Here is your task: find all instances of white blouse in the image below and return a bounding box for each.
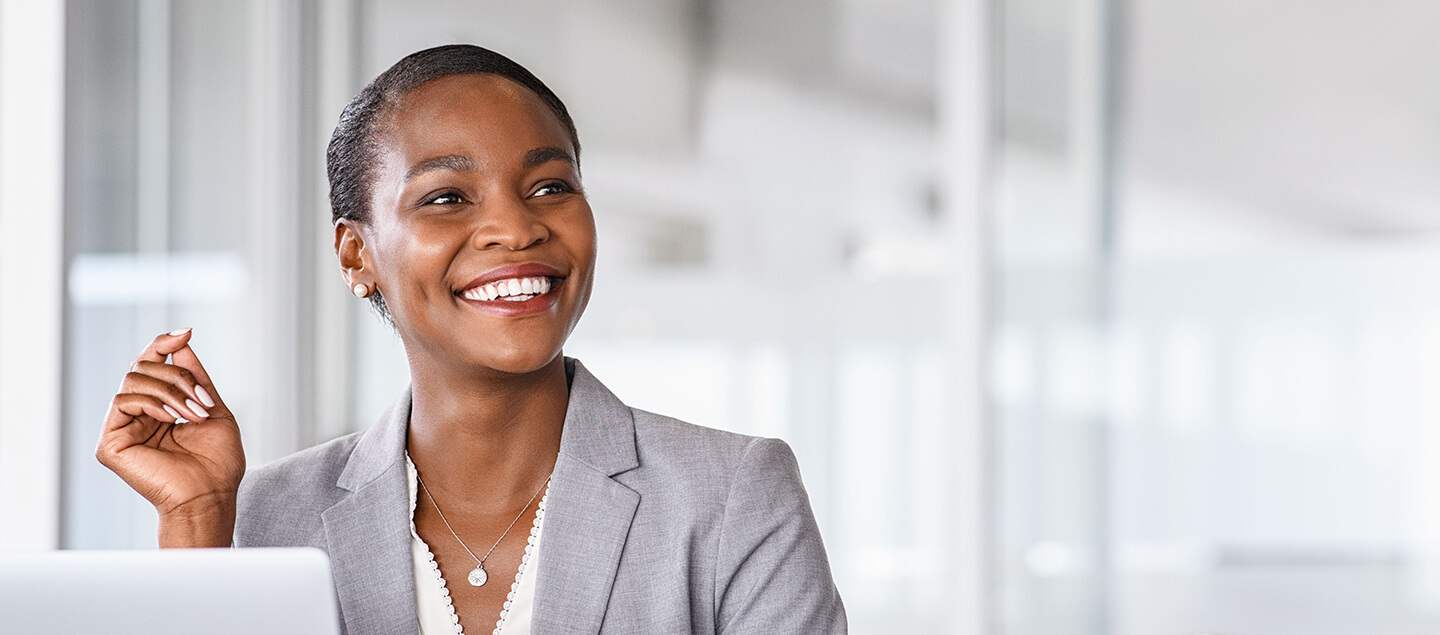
[406,456,547,635]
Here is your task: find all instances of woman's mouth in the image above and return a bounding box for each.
[455,263,566,317]
[459,275,554,302]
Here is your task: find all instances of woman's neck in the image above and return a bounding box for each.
[404,354,567,511]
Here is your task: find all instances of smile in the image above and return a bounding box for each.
[459,276,554,302]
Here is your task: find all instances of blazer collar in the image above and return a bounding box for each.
[534,358,642,633]
[323,357,641,635]
[323,388,417,635]
[335,386,411,493]
[556,358,639,477]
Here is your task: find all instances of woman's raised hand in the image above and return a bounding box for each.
[96,329,245,547]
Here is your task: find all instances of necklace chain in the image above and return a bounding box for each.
[415,467,550,578]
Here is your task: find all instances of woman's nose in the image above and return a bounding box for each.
[469,193,549,251]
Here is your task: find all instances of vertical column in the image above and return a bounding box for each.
[247,0,356,456]
[133,0,171,373]
[0,0,66,550]
[311,0,360,441]
[241,0,359,458]
[938,0,994,632]
[135,0,170,255]
[247,0,303,463]
[1070,0,1121,631]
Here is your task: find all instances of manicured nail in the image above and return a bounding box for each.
[169,328,192,336]
[195,385,216,408]
[185,399,209,419]
[162,405,182,422]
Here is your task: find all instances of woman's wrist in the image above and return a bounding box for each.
[156,492,237,548]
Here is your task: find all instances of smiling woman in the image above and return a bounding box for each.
[95,45,845,635]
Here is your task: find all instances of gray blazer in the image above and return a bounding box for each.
[235,358,846,634]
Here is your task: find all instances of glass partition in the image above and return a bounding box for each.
[994,0,1440,632]
[64,0,259,548]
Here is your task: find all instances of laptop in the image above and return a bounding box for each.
[0,547,342,635]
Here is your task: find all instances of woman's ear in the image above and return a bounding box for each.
[335,220,371,290]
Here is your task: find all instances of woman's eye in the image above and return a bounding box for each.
[532,181,575,197]
[424,191,464,205]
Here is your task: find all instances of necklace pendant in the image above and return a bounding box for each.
[467,563,488,587]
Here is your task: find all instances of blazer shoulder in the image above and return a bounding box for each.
[623,409,844,631]
[626,408,806,509]
[627,407,763,478]
[234,430,363,546]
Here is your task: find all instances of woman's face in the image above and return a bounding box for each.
[346,73,595,376]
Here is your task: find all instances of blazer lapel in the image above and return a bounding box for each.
[323,389,419,635]
[314,362,639,635]
[532,359,642,634]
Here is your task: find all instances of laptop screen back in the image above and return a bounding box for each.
[0,547,342,635]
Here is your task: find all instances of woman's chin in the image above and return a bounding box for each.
[469,346,565,378]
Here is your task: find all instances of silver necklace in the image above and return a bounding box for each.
[415,468,550,587]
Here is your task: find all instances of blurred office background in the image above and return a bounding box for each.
[1,0,1438,633]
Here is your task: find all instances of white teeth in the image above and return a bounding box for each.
[462,276,554,301]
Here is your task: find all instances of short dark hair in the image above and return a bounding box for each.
[326,44,581,320]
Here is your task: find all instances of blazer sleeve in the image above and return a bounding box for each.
[713,437,847,634]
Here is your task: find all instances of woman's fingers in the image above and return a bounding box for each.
[131,360,213,410]
[96,394,186,504]
[118,370,210,421]
[102,391,182,436]
[126,329,225,413]
[109,391,183,423]
[132,328,195,367]
[166,337,225,413]
[98,394,175,455]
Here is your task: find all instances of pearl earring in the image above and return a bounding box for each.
[352,283,370,298]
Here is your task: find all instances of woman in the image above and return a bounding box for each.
[96,45,845,634]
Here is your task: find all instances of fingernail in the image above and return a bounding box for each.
[195,385,216,408]
[169,328,192,336]
[185,399,209,419]
[162,405,182,422]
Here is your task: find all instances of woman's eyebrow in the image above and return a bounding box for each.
[522,146,575,168]
[404,154,478,182]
